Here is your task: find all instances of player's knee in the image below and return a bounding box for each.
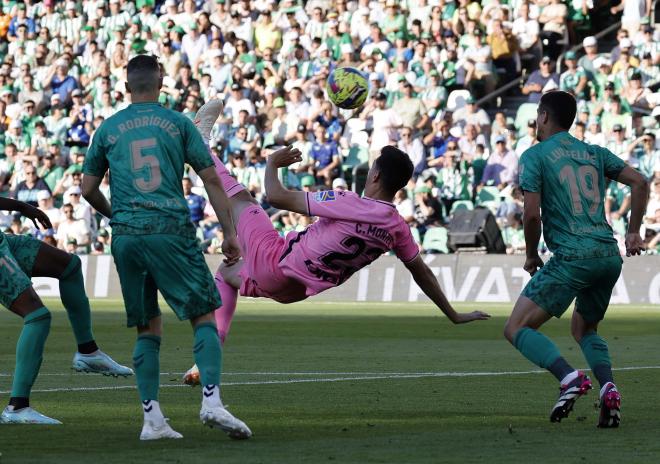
[503,319,517,344]
[62,254,82,279]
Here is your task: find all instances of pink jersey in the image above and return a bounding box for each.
[279,190,419,296]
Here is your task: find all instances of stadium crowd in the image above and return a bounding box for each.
[0,0,658,256]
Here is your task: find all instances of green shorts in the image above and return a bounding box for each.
[522,255,623,323]
[112,234,221,327]
[0,233,42,309]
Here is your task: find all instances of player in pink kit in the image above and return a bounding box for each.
[185,100,489,384]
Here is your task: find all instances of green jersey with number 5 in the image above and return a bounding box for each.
[83,102,213,236]
[518,131,626,259]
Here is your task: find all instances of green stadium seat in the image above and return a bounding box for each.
[450,200,474,215]
[422,227,449,254]
[514,103,538,136]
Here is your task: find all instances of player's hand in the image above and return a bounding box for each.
[21,204,53,230]
[625,233,645,257]
[221,235,241,265]
[523,254,544,276]
[267,145,303,168]
[451,311,491,324]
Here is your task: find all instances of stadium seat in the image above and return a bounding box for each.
[422,227,449,254]
[476,186,501,204]
[446,89,472,112]
[514,103,539,135]
[450,200,474,214]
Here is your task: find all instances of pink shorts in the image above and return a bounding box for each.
[237,205,307,303]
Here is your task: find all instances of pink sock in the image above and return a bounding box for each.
[210,149,246,198]
[213,271,238,345]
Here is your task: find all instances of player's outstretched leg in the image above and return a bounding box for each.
[504,296,592,423]
[30,243,133,377]
[133,317,182,440]
[192,314,251,439]
[183,265,241,386]
[571,311,620,428]
[0,288,59,425]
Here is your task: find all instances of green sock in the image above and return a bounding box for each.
[193,323,221,386]
[133,335,161,402]
[11,307,51,398]
[579,332,613,387]
[513,327,562,369]
[60,255,95,347]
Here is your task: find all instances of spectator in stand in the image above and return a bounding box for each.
[392,81,428,131]
[362,91,403,164]
[512,2,541,70]
[310,124,340,187]
[610,0,651,35]
[515,119,538,157]
[522,56,560,103]
[452,96,491,134]
[560,51,589,101]
[578,35,599,77]
[36,190,61,232]
[57,202,91,252]
[487,19,518,81]
[480,134,518,188]
[394,188,415,225]
[183,176,206,228]
[12,164,51,207]
[397,126,425,173]
[538,0,567,60]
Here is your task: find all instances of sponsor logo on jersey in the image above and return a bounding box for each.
[314,190,336,202]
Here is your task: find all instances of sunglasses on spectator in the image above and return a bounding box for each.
[401,132,411,137]
[447,144,458,150]
[25,171,36,176]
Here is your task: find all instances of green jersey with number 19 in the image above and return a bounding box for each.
[518,131,626,259]
[83,102,213,237]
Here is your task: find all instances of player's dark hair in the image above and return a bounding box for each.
[127,54,160,94]
[539,90,576,130]
[374,146,413,196]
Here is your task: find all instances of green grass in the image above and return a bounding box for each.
[1,300,659,464]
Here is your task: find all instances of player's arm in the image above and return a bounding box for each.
[615,165,649,256]
[196,166,240,265]
[404,255,490,324]
[0,197,52,230]
[265,145,309,215]
[81,174,112,219]
[522,190,544,275]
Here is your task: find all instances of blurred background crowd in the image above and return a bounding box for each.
[0,0,658,256]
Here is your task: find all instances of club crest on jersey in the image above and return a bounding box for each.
[314,190,336,202]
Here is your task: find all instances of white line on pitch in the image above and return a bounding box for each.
[2,365,660,378]
[1,365,659,395]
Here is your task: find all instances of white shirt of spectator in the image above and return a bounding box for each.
[370,107,403,151]
[397,137,425,168]
[224,96,256,123]
[512,17,539,50]
[56,218,91,248]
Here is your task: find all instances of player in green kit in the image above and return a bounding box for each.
[0,197,132,425]
[503,91,648,428]
[82,55,250,440]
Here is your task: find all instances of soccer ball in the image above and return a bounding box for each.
[326,67,369,110]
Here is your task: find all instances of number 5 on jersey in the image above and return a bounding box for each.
[131,138,161,193]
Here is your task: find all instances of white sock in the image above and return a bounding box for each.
[600,382,616,398]
[202,384,222,410]
[560,370,579,385]
[142,400,165,424]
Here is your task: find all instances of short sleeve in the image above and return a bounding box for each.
[83,126,109,177]
[600,146,626,180]
[393,224,420,263]
[183,117,215,173]
[518,148,542,193]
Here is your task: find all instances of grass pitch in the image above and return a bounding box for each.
[1,300,659,464]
